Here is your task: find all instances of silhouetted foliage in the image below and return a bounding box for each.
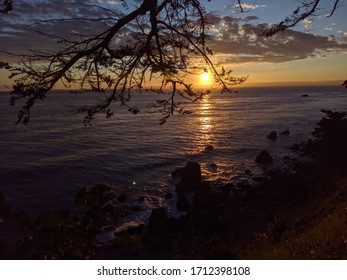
[306,110,347,167]
[2,0,343,124]
[262,0,342,36]
[4,0,247,125]
[9,184,124,259]
[0,0,12,14]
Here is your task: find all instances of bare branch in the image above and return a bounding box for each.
[262,0,320,36]
[3,0,246,124]
[326,0,341,17]
[0,0,12,14]
[262,0,344,36]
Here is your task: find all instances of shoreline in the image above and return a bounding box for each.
[1,109,347,259]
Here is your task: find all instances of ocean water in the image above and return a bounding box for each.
[0,85,346,219]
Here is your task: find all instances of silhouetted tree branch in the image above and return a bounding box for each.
[0,0,12,14]
[262,0,346,88]
[2,0,344,125]
[262,0,342,36]
[4,0,247,125]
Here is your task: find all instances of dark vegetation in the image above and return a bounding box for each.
[0,0,12,14]
[1,110,346,259]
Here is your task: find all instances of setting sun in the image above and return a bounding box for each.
[200,72,210,84]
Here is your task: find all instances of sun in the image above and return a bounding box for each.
[200,72,210,83]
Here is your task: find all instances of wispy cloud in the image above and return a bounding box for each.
[239,3,267,10]
[231,2,267,14]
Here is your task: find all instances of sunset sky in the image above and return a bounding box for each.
[0,0,346,90]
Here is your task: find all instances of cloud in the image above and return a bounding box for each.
[303,18,314,30]
[231,3,267,14]
[0,0,124,59]
[207,16,347,65]
[239,3,267,10]
[0,1,346,67]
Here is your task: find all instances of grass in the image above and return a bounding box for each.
[234,179,347,259]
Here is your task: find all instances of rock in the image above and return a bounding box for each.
[126,224,145,236]
[255,150,273,163]
[176,161,202,193]
[283,156,291,160]
[96,226,117,243]
[117,193,127,203]
[171,167,185,178]
[142,208,172,250]
[236,179,251,188]
[220,183,234,193]
[252,176,266,182]
[148,208,166,223]
[302,94,309,97]
[164,192,173,199]
[291,143,301,151]
[245,169,252,174]
[267,130,278,140]
[176,193,191,211]
[279,130,290,135]
[210,163,218,168]
[131,205,141,211]
[137,196,145,202]
[0,193,11,218]
[205,145,214,151]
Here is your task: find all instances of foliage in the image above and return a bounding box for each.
[0,0,12,14]
[262,0,343,36]
[2,184,125,259]
[306,110,347,167]
[234,180,347,259]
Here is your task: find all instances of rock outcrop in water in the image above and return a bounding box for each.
[267,130,278,140]
[279,130,290,135]
[255,150,273,163]
[205,145,214,151]
[175,161,202,193]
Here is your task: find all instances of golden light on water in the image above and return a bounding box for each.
[200,102,212,132]
[199,98,213,144]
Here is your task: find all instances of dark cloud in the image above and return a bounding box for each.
[243,15,259,21]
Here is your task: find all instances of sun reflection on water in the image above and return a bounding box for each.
[192,97,240,185]
[198,98,213,144]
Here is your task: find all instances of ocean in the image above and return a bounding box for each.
[0,85,346,221]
